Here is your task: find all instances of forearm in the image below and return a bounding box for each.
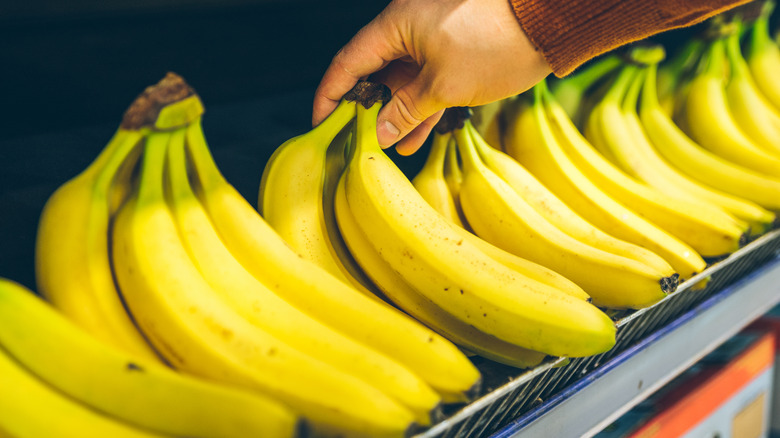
[510,0,753,76]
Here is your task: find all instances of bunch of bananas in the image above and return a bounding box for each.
[31,74,483,437]
[261,82,617,369]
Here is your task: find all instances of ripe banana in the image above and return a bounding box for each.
[35,124,157,361]
[0,278,303,438]
[724,23,780,157]
[468,118,677,277]
[335,172,550,368]
[167,124,440,425]
[747,1,780,112]
[259,99,383,302]
[113,129,417,437]
[183,115,481,402]
[505,84,703,279]
[342,88,616,356]
[0,340,165,438]
[683,37,780,177]
[639,61,780,218]
[455,121,674,309]
[584,62,748,258]
[413,131,468,228]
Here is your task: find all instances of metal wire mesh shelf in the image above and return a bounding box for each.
[415,228,780,438]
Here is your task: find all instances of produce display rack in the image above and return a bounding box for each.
[416,228,780,438]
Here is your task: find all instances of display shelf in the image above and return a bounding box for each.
[418,229,780,438]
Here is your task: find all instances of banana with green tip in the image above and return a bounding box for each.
[640,60,780,217]
[505,83,702,279]
[167,123,441,425]
[343,90,616,355]
[583,63,748,258]
[184,112,482,403]
[0,278,304,438]
[549,54,622,127]
[747,1,780,112]
[683,37,780,177]
[724,22,780,157]
[113,128,417,437]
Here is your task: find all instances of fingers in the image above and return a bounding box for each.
[376,71,443,147]
[312,13,405,127]
[394,110,445,156]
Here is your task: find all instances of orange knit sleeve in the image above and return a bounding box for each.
[510,0,753,77]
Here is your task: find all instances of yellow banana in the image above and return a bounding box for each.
[342,89,616,356]
[469,118,677,276]
[684,37,780,177]
[0,278,303,438]
[335,173,549,369]
[0,342,166,438]
[725,23,780,157]
[184,114,481,402]
[455,122,674,309]
[35,125,156,361]
[113,129,416,437]
[505,83,703,279]
[747,1,780,112]
[413,131,468,228]
[167,125,440,425]
[640,61,780,218]
[583,62,748,258]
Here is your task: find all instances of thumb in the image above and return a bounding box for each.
[376,73,441,147]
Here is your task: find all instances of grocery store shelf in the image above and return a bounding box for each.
[492,255,780,438]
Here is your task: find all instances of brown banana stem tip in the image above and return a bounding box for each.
[660,273,680,294]
[434,107,472,134]
[343,81,392,108]
[121,72,197,130]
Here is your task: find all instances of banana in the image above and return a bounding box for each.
[747,1,780,112]
[724,23,780,157]
[413,131,468,228]
[0,278,303,438]
[683,37,780,177]
[334,174,549,368]
[549,54,622,127]
[583,62,748,258]
[468,118,677,276]
[0,342,166,438]
[639,61,780,218]
[259,99,385,302]
[443,138,471,225]
[455,121,674,309]
[183,113,482,402]
[35,125,157,360]
[656,39,704,116]
[113,128,417,437]
[342,87,616,356]
[167,124,440,425]
[505,83,703,279]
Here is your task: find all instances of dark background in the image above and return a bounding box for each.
[1,0,778,291]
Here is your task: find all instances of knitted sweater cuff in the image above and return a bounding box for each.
[510,0,750,77]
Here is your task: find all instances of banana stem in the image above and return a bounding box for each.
[354,101,383,156]
[185,119,227,193]
[424,132,451,175]
[641,63,663,113]
[137,131,172,206]
[453,124,481,175]
[604,64,639,104]
[622,67,647,114]
[725,21,751,79]
[92,130,144,196]
[166,128,193,201]
[558,55,622,93]
[749,6,773,56]
[702,38,728,79]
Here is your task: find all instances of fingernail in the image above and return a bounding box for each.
[377,120,400,146]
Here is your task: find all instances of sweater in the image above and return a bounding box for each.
[510,0,754,76]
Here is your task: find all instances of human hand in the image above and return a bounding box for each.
[312,0,552,155]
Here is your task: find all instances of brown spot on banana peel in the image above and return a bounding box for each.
[660,273,679,293]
